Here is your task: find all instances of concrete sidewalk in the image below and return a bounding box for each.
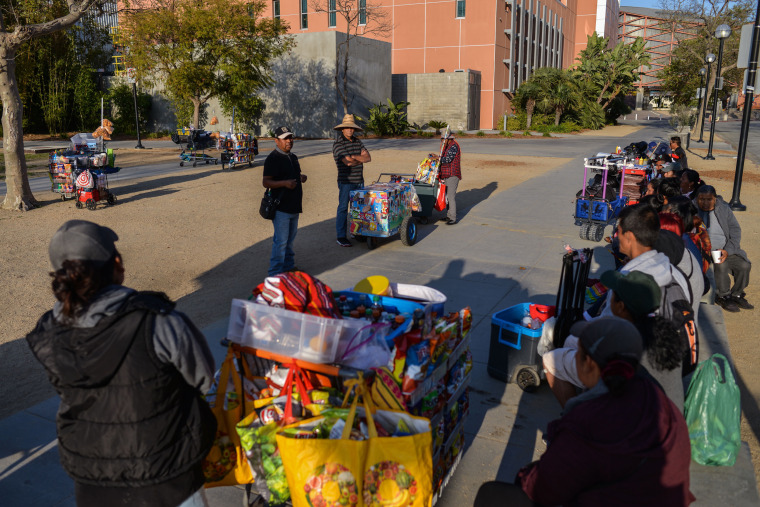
[2,129,757,506]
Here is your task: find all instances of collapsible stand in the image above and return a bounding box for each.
[553,248,594,348]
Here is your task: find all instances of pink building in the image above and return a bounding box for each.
[264,0,619,129]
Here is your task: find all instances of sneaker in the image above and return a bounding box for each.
[732,295,754,310]
[716,296,740,313]
[438,216,449,222]
[336,237,352,247]
[446,219,457,225]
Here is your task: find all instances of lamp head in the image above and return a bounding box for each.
[706,53,716,64]
[699,67,707,76]
[715,24,731,40]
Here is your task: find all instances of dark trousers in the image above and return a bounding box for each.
[473,481,544,507]
[714,254,751,298]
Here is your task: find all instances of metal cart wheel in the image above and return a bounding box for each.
[60,195,66,202]
[75,200,84,209]
[206,160,210,164]
[400,216,417,246]
[86,199,97,211]
[417,216,429,225]
[107,193,117,205]
[367,237,377,250]
[192,161,197,167]
[180,161,184,167]
[592,224,605,242]
[515,367,541,392]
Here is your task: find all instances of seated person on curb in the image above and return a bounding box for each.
[680,169,704,200]
[544,204,690,407]
[657,215,704,315]
[670,135,689,169]
[601,270,687,411]
[696,185,753,312]
[663,196,712,275]
[474,318,694,507]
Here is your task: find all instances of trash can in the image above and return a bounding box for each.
[487,303,543,391]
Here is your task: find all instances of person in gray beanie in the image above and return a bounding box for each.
[26,220,217,507]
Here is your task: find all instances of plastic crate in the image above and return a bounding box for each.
[334,290,426,346]
[226,299,344,363]
[487,303,543,389]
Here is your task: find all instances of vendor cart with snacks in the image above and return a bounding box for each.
[349,177,422,250]
[49,133,120,209]
[219,132,258,170]
[209,272,471,506]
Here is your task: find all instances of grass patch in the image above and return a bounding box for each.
[0,153,50,180]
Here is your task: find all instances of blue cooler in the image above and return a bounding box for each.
[487,303,543,391]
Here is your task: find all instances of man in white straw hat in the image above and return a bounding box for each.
[333,113,372,247]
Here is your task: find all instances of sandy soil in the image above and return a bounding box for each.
[0,149,568,420]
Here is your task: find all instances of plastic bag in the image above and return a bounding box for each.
[337,322,392,370]
[537,316,556,357]
[684,354,741,466]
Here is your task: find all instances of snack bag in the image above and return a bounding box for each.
[236,416,290,504]
[402,341,431,395]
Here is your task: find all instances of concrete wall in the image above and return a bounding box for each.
[259,32,391,138]
[392,71,478,132]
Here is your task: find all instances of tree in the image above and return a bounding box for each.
[513,80,542,128]
[532,67,580,125]
[1,0,101,210]
[657,0,754,136]
[122,0,292,129]
[573,33,651,113]
[310,0,392,114]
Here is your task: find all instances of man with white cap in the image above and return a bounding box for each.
[333,113,371,247]
[26,220,216,507]
[429,130,461,225]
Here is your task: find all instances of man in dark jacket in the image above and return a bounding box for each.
[430,130,461,225]
[26,220,217,507]
[696,185,753,312]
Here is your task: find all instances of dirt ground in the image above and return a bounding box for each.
[3,137,760,484]
[0,148,568,421]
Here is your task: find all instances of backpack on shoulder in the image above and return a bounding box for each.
[658,266,698,376]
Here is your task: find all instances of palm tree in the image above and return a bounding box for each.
[514,80,542,128]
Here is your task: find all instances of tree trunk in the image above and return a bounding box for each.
[191,97,201,129]
[692,73,716,138]
[555,107,562,126]
[1,43,37,210]
[526,100,535,128]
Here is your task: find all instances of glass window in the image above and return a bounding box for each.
[359,0,366,25]
[301,0,308,29]
[273,0,280,18]
[456,0,465,18]
[329,0,336,27]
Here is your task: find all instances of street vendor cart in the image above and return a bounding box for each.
[207,275,472,506]
[349,177,420,250]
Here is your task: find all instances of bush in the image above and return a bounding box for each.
[457,130,465,136]
[669,104,696,133]
[476,131,485,137]
[506,131,513,138]
[108,83,152,135]
[498,130,506,136]
[361,99,410,136]
[578,101,605,130]
[523,131,531,136]
[543,132,551,137]
[506,114,525,131]
[428,120,447,133]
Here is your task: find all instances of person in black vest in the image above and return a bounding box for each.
[670,136,689,170]
[26,220,217,507]
[263,126,307,275]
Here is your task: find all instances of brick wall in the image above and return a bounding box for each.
[392,71,478,131]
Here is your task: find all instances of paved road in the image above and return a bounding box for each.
[707,119,760,164]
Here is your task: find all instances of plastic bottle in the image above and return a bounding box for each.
[522,316,533,329]
[531,317,542,330]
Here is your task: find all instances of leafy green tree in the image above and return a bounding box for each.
[575,34,650,112]
[72,67,104,131]
[0,0,101,210]
[657,0,754,135]
[532,67,580,125]
[513,80,542,128]
[122,0,292,129]
[108,83,151,135]
[360,99,410,136]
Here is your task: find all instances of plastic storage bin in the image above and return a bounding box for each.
[226,299,344,363]
[334,290,426,346]
[487,303,543,391]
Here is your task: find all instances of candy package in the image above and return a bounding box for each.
[402,340,431,395]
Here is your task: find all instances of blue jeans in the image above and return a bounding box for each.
[269,211,299,276]
[336,182,363,238]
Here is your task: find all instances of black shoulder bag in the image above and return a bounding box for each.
[259,188,284,220]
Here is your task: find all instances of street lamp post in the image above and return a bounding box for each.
[729,0,760,211]
[696,67,707,137]
[698,53,716,143]
[706,25,732,160]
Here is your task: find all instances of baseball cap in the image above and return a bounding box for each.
[49,220,119,271]
[600,270,661,318]
[570,317,643,368]
[274,126,293,139]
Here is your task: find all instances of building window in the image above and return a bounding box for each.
[273,0,280,18]
[456,0,466,18]
[300,0,308,28]
[328,0,336,27]
[359,0,366,25]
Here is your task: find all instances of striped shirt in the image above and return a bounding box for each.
[333,135,367,184]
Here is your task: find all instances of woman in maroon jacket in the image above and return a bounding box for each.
[474,317,694,507]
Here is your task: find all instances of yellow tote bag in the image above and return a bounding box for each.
[203,348,256,488]
[277,375,433,507]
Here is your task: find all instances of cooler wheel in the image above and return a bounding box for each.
[75,200,84,209]
[107,193,117,205]
[180,161,184,167]
[515,367,540,392]
[86,199,96,211]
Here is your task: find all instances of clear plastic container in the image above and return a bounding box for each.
[226,299,344,363]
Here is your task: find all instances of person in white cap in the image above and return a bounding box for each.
[333,114,371,247]
[429,130,461,225]
[26,220,216,507]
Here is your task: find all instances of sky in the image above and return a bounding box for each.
[620,0,664,8]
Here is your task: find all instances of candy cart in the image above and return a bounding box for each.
[348,177,420,250]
